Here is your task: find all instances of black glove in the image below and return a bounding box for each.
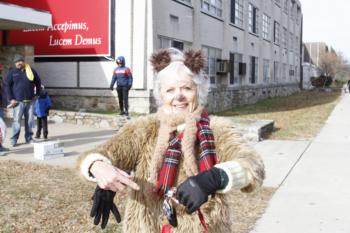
[90,185,121,229]
[110,86,114,91]
[176,167,228,214]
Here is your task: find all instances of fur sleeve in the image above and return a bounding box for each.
[76,115,159,174]
[211,116,265,193]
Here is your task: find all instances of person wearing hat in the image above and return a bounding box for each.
[5,54,41,147]
[110,56,133,117]
[78,48,265,232]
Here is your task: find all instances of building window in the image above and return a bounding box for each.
[282,27,287,48]
[229,53,243,85]
[289,32,293,51]
[274,61,279,82]
[282,63,287,81]
[290,1,294,20]
[230,0,244,27]
[273,21,280,44]
[262,14,271,40]
[201,0,223,18]
[263,59,270,83]
[248,4,259,34]
[289,65,294,79]
[283,0,288,13]
[158,36,191,50]
[175,0,191,5]
[202,46,222,85]
[249,56,258,84]
[296,7,301,24]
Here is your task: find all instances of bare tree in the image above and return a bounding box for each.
[318,51,340,78]
[319,51,350,81]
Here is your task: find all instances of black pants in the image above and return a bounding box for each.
[36,116,48,138]
[117,86,130,114]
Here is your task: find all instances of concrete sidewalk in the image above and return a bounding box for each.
[251,93,350,233]
[0,122,115,168]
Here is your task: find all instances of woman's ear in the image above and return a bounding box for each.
[149,49,171,73]
[183,49,205,74]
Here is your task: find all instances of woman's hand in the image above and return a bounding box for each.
[90,161,140,192]
[176,167,226,214]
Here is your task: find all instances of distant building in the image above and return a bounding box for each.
[1,0,303,113]
[303,42,335,66]
[303,42,337,88]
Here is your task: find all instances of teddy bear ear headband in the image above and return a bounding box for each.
[150,48,205,74]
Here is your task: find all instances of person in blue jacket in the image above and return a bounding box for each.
[34,86,52,140]
[5,54,41,147]
[110,56,133,116]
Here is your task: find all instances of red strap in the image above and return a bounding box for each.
[198,209,209,233]
[161,224,172,233]
[161,210,208,233]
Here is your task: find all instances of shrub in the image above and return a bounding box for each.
[311,75,333,88]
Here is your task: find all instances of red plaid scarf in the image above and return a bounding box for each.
[156,111,218,195]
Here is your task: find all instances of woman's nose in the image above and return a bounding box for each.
[174,90,185,101]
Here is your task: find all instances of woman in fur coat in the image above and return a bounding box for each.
[78,48,265,233]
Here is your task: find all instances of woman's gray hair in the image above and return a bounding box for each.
[152,48,209,107]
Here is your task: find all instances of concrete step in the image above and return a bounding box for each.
[226,117,274,143]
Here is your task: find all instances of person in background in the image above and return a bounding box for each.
[347,79,350,93]
[0,65,9,156]
[110,56,133,117]
[5,54,41,147]
[34,85,52,140]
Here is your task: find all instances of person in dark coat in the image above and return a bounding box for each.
[110,56,133,116]
[5,54,41,146]
[34,86,52,140]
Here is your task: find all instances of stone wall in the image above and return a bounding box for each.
[47,83,300,114]
[207,83,300,113]
[46,89,153,114]
[50,95,119,112]
[48,110,129,130]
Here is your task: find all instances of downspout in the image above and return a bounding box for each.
[299,15,303,90]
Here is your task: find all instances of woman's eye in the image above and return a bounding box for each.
[184,86,192,90]
[166,88,174,93]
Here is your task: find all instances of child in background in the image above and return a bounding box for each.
[34,86,52,140]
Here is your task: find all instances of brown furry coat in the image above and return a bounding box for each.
[78,114,264,233]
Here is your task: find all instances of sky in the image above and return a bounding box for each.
[301,0,350,60]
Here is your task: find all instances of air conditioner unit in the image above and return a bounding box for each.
[238,62,246,75]
[216,59,229,74]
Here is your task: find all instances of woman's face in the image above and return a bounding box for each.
[160,73,198,114]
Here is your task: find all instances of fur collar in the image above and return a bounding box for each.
[148,106,204,185]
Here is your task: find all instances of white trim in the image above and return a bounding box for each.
[80,153,112,182]
[214,161,252,193]
[0,3,51,29]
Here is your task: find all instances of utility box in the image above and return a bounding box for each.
[33,141,64,160]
